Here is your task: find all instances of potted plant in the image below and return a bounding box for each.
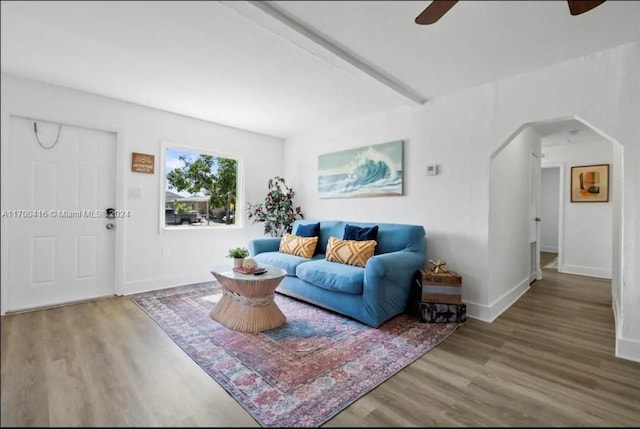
[227,247,250,268]
[246,176,304,237]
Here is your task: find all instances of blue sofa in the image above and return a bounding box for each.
[248,220,426,327]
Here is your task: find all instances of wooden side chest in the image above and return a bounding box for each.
[417,268,462,304]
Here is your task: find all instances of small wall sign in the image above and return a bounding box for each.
[131,152,155,174]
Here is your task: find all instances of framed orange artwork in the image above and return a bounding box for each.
[570,164,609,202]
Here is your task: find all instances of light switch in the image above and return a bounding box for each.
[128,187,141,199]
[426,165,438,176]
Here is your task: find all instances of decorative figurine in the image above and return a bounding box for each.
[428,259,448,274]
[243,257,258,270]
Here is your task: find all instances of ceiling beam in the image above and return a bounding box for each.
[247,1,426,105]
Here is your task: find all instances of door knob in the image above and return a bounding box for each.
[535,217,541,222]
[106,223,115,230]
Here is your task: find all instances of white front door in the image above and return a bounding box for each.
[5,116,116,311]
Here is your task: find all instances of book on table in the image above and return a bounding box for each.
[233,266,267,275]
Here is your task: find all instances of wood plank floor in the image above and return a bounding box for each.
[540,251,558,268]
[2,265,639,427]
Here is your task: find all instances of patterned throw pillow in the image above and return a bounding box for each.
[279,233,318,258]
[325,236,377,268]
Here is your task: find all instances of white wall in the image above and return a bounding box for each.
[0,73,284,310]
[489,127,541,316]
[542,139,613,278]
[284,41,640,361]
[540,167,560,253]
[611,141,623,343]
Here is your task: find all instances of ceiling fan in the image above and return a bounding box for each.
[415,0,607,25]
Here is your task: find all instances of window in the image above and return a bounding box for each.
[163,146,239,228]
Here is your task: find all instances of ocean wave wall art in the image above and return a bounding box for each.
[318,140,403,198]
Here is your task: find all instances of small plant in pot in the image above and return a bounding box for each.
[227,247,250,268]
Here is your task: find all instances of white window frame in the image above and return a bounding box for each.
[159,140,243,232]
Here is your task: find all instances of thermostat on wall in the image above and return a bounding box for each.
[426,164,438,176]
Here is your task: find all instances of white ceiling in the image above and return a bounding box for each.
[533,118,604,147]
[2,1,639,139]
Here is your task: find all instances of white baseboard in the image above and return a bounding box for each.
[609,298,639,363]
[559,263,611,279]
[612,296,620,333]
[540,246,558,253]
[465,277,530,323]
[463,301,492,322]
[122,273,214,296]
[616,336,640,363]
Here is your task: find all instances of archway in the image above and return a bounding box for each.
[489,115,623,356]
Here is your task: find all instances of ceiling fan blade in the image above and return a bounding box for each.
[567,0,606,16]
[415,0,459,25]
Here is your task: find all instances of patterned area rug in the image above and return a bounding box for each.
[132,282,463,427]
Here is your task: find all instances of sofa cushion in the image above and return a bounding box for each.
[279,233,318,258]
[325,236,376,268]
[296,222,321,255]
[253,251,312,276]
[296,259,364,295]
[291,220,426,256]
[296,222,320,237]
[343,224,379,242]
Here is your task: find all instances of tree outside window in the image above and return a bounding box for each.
[165,147,239,227]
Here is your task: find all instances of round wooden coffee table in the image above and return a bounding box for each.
[209,264,287,333]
